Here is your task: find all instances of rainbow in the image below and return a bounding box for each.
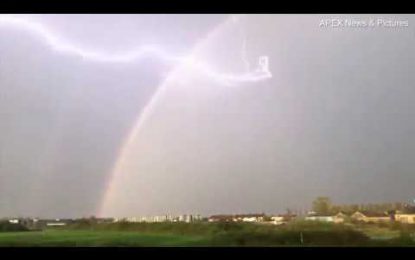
[0,14,272,216]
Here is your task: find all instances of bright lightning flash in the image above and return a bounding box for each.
[0,15,272,86]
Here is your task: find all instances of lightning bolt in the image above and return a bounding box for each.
[242,35,250,73]
[0,15,273,216]
[0,15,272,86]
[232,15,251,73]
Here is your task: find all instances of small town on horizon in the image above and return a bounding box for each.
[3,197,415,230]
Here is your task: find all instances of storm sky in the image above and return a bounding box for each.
[1,14,414,218]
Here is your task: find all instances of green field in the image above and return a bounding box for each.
[0,230,210,247]
[0,221,414,247]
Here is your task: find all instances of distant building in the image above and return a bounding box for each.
[192,214,202,221]
[45,219,69,227]
[395,213,415,224]
[124,214,200,223]
[154,215,167,222]
[333,212,348,223]
[239,214,265,223]
[7,218,39,229]
[8,219,19,224]
[208,215,234,222]
[270,216,284,225]
[304,211,348,223]
[166,215,175,222]
[46,222,66,227]
[351,211,391,223]
[184,215,193,223]
[282,213,297,222]
[270,213,297,225]
[305,215,335,222]
[242,217,257,222]
[209,214,265,223]
[125,217,139,222]
[393,206,415,224]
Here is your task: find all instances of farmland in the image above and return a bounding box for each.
[0,221,414,246]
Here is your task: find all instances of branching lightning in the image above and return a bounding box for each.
[241,36,250,73]
[0,14,273,216]
[0,15,272,86]
[233,15,251,73]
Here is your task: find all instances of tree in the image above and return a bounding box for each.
[330,205,341,214]
[312,197,332,215]
[350,204,359,213]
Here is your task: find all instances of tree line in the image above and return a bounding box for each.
[311,197,414,215]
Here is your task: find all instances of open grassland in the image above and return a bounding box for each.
[0,230,209,247]
[0,221,414,247]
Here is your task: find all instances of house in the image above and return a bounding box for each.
[237,214,265,223]
[126,217,139,222]
[45,219,69,227]
[192,214,203,222]
[305,211,335,222]
[333,212,348,223]
[46,222,66,227]
[271,214,297,225]
[393,206,415,224]
[394,213,415,224]
[7,218,38,228]
[178,214,193,223]
[208,215,234,222]
[305,215,335,222]
[8,219,19,224]
[351,211,391,223]
[209,214,265,223]
[271,216,284,225]
[242,216,258,222]
[304,211,347,223]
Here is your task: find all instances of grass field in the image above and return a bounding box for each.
[0,221,414,247]
[0,230,210,247]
